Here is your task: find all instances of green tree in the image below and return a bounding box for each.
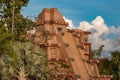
[0,21,14,57]
[110,50,120,80]
[0,0,33,41]
[0,12,14,80]
[0,0,50,80]
[98,58,111,75]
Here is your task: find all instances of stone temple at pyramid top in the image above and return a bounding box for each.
[36,8,66,23]
[35,8,68,33]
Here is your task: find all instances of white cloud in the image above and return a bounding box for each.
[78,16,109,35]
[64,16,120,51]
[78,16,120,51]
[63,17,75,29]
[109,26,120,34]
[78,21,93,31]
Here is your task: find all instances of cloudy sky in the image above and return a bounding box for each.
[21,0,120,56]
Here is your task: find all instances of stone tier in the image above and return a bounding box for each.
[84,52,90,56]
[48,58,68,62]
[84,59,99,63]
[39,43,60,47]
[99,75,113,79]
[67,29,75,33]
[84,42,91,45]
[50,74,75,78]
[89,75,112,79]
[84,31,91,34]
[35,21,68,26]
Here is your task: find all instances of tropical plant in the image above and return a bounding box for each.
[17,66,26,80]
[0,42,50,80]
[90,45,104,59]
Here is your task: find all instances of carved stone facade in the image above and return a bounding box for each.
[30,8,112,80]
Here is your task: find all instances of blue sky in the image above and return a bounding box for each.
[21,0,120,27]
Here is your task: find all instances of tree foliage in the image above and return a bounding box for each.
[98,58,111,75]
[0,42,49,80]
[90,45,104,59]
[110,50,120,80]
[96,50,120,80]
[0,0,33,41]
[0,21,14,57]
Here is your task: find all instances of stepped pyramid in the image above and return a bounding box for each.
[32,8,112,80]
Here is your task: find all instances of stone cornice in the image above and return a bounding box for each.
[35,21,68,26]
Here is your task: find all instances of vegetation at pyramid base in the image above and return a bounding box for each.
[91,45,120,80]
[0,18,50,80]
[98,51,120,80]
[110,50,120,80]
[0,41,50,80]
[0,21,50,79]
